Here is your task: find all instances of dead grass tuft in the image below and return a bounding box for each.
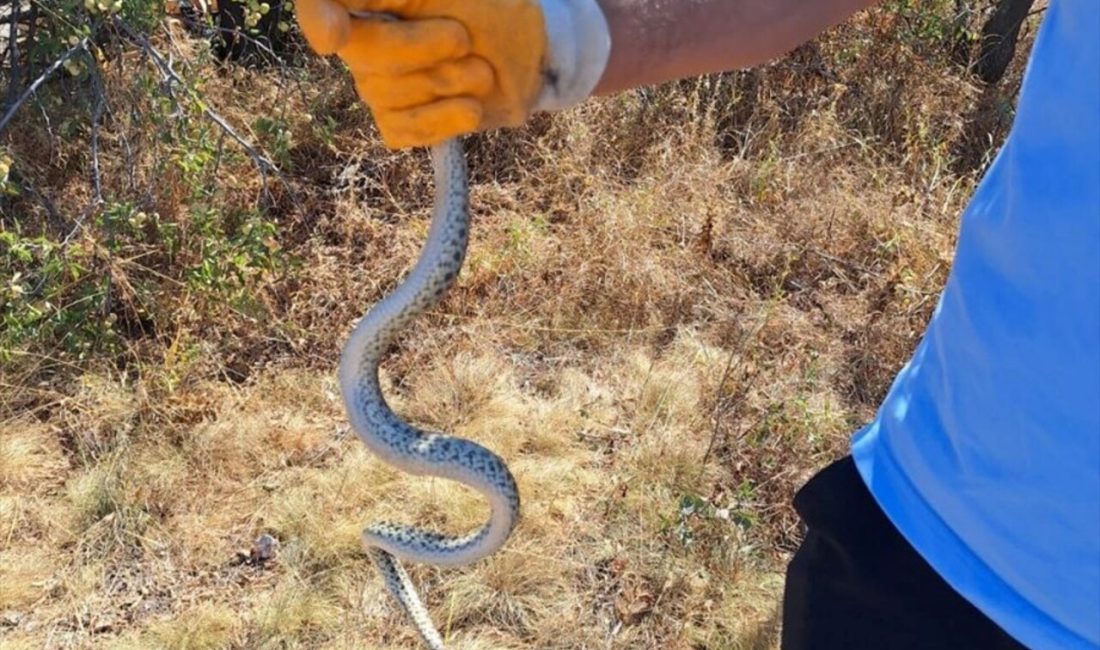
[141,603,242,649]
[0,546,58,610]
[0,421,68,491]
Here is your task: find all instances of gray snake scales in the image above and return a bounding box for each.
[338,137,520,649]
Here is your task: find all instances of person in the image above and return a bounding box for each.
[294,1,1100,648]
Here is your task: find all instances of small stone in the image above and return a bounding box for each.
[250,533,279,563]
[92,617,113,633]
[1,610,22,627]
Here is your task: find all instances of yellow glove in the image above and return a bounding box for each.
[297,0,611,149]
[298,0,545,149]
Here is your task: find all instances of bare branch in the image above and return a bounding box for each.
[114,18,289,203]
[0,37,89,136]
[165,20,309,122]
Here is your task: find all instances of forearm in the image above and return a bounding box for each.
[593,0,879,94]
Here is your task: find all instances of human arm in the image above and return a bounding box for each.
[594,0,880,95]
[296,0,880,148]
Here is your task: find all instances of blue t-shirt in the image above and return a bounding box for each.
[851,1,1100,649]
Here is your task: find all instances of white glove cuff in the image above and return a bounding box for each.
[535,0,611,112]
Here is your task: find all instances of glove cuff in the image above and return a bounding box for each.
[535,0,611,112]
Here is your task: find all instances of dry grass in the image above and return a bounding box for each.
[4,340,788,648]
[0,6,1038,649]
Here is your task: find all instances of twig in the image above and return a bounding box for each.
[114,18,287,203]
[778,140,862,164]
[172,17,291,76]
[208,129,227,185]
[699,313,769,469]
[4,0,22,110]
[809,247,877,278]
[9,172,61,225]
[107,85,137,194]
[173,22,307,127]
[60,196,100,247]
[700,347,740,469]
[26,83,59,160]
[0,37,89,136]
[89,55,106,204]
[88,55,110,315]
[24,2,37,69]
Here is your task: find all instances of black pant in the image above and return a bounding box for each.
[782,457,1029,650]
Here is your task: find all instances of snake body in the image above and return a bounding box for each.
[338,139,520,648]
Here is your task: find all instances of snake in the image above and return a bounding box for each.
[337,136,521,648]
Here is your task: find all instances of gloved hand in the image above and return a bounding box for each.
[296,0,610,149]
